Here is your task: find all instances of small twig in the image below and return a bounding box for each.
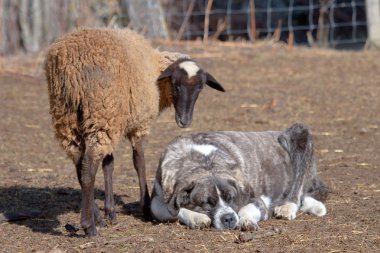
[271,19,282,42]
[306,31,315,47]
[107,15,118,28]
[211,18,227,41]
[288,31,294,49]
[203,0,214,42]
[176,0,196,41]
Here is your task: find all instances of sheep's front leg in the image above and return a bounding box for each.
[79,150,102,236]
[102,154,116,223]
[132,139,151,219]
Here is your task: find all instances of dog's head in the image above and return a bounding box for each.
[167,176,250,230]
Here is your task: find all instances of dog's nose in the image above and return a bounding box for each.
[220,213,237,229]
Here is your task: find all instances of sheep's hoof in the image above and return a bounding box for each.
[106,211,117,224]
[84,226,97,237]
[96,218,107,227]
[143,208,153,221]
[93,203,106,227]
[95,212,106,227]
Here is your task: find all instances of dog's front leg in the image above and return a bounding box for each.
[274,202,299,220]
[238,197,270,231]
[237,204,261,231]
[178,208,211,229]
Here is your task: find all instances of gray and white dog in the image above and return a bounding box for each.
[150,123,328,230]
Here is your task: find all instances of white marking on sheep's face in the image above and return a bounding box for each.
[179,61,200,78]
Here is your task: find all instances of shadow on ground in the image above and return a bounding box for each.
[0,186,141,235]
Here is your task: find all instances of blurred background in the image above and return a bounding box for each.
[0,0,379,56]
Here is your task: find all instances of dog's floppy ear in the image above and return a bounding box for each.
[206,72,225,92]
[167,181,195,216]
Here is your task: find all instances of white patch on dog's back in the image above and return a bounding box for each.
[300,196,327,216]
[260,195,271,208]
[179,61,200,78]
[191,144,217,156]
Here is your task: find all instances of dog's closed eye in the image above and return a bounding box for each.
[201,202,213,210]
[224,194,233,204]
[200,197,217,208]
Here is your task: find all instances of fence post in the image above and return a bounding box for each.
[204,0,213,41]
[317,0,330,48]
[365,0,380,48]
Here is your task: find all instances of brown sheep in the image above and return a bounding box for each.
[44,28,225,236]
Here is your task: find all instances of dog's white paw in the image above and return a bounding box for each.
[178,208,211,229]
[300,196,327,217]
[237,204,261,231]
[274,202,298,220]
[238,217,259,231]
[187,213,211,229]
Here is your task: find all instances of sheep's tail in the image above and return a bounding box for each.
[44,47,84,157]
[45,49,84,110]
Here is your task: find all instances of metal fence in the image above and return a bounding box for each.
[163,0,368,49]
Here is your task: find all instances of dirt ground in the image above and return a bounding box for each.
[0,41,379,253]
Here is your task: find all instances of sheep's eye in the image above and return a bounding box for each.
[173,85,180,95]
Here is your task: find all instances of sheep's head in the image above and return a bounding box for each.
[158,59,225,128]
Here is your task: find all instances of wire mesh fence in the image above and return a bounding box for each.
[162,0,368,49]
[0,0,371,55]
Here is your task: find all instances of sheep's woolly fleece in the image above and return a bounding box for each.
[45,28,188,160]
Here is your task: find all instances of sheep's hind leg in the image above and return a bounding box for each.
[76,149,103,236]
[102,154,116,224]
[132,139,151,220]
[75,155,106,229]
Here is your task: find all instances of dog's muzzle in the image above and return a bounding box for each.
[220,213,237,230]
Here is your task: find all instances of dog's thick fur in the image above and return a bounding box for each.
[151,123,328,230]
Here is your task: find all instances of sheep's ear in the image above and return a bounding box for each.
[206,72,225,92]
[157,67,173,81]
